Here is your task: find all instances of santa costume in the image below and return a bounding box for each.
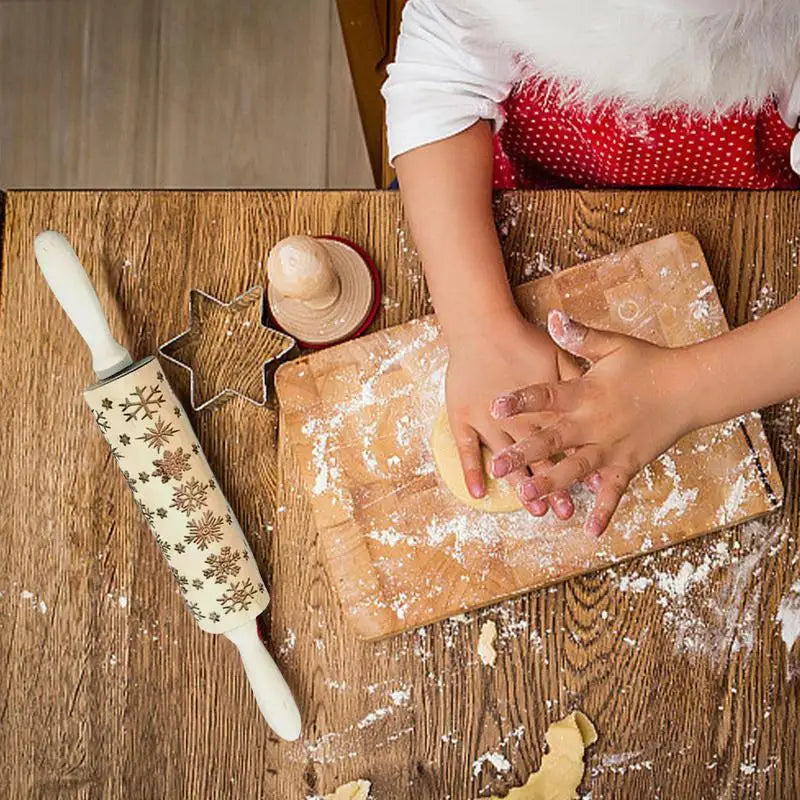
[382,0,800,189]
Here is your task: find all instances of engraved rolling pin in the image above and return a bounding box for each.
[35,231,301,741]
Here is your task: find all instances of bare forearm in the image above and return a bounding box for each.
[687,294,800,427]
[394,121,522,343]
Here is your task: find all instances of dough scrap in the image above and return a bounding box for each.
[477,620,498,667]
[323,779,370,800]
[480,712,597,800]
[431,409,522,513]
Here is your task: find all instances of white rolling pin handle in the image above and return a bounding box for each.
[34,231,133,379]
[225,618,302,741]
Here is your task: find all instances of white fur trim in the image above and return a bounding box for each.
[464,0,800,114]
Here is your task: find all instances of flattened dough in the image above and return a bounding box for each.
[431,409,523,513]
[480,711,597,800]
[323,779,370,800]
[477,620,498,667]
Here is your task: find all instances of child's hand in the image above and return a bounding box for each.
[490,310,697,537]
[446,315,581,519]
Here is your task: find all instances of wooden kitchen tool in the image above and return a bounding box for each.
[35,232,301,739]
[276,233,783,640]
[266,234,380,347]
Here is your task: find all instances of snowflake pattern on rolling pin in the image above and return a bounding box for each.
[119,385,165,421]
[152,447,191,483]
[203,546,242,583]
[171,477,208,515]
[92,409,110,432]
[219,579,258,613]
[138,417,179,451]
[185,510,225,550]
[83,358,269,633]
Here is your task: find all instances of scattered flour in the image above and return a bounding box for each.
[613,516,789,663]
[298,685,414,764]
[472,750,512,776]
[652,485,698,523]
[718,474,748,525]
[764,397,799,455]
[592,750,653,777]
[389,686,412,706]
[19,589,48,614]
[471,726,525,776]
[750,283,778,320]
[278,629,297,655]
[776,580,800,654]
[652,454,698,524]
[356,706,393,730]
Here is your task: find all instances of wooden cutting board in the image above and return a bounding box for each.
[275,233,783,639]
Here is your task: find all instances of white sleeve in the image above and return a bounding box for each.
[381,0,522,163]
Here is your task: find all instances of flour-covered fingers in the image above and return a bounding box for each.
[523,456,574,519]
[517,446,601,501]
[547,309,624,363]
[491,422,581,478]
[490,380,576,419]
[494,419,568,517]
[547,486,574,520]
[452,419,486,499]
[505,469,549,516]
[584,466,630,537]
[484,431,548,517]
[585,471,603,493]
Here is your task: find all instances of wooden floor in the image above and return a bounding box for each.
[0,0,373,189]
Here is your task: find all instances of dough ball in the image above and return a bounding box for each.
[431,409,522,513]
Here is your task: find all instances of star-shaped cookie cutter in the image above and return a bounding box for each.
[158,286,296,411]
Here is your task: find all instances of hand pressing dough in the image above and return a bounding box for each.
[480,711,597,800]
[478,620,498,667]
[323,779,370,800]
[431,409,523,513]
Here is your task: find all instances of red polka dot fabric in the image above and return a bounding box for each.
[493,80,799,189]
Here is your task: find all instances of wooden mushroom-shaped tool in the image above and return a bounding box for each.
[266,235,379,346]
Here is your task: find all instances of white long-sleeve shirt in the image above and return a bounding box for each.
[382,0,800,166]
[381,2,521,163]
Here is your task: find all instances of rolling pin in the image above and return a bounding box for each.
[34,231,301,741]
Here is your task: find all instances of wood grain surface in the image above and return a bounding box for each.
[1,190,799,800]
[276,232,782,639]
[0,0,373,189]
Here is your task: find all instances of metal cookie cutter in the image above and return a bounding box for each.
[159,286,296,411]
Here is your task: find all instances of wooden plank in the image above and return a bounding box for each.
[0,0,161,188]
[154,0,331,188]
[0,0,91,187]
[0,0,372,189]
[0,190,798,800]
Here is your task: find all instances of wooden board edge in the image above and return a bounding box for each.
[354,504,784,641]
[740,416,785,509]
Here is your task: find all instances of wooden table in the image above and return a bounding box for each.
[1,190,798,799]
